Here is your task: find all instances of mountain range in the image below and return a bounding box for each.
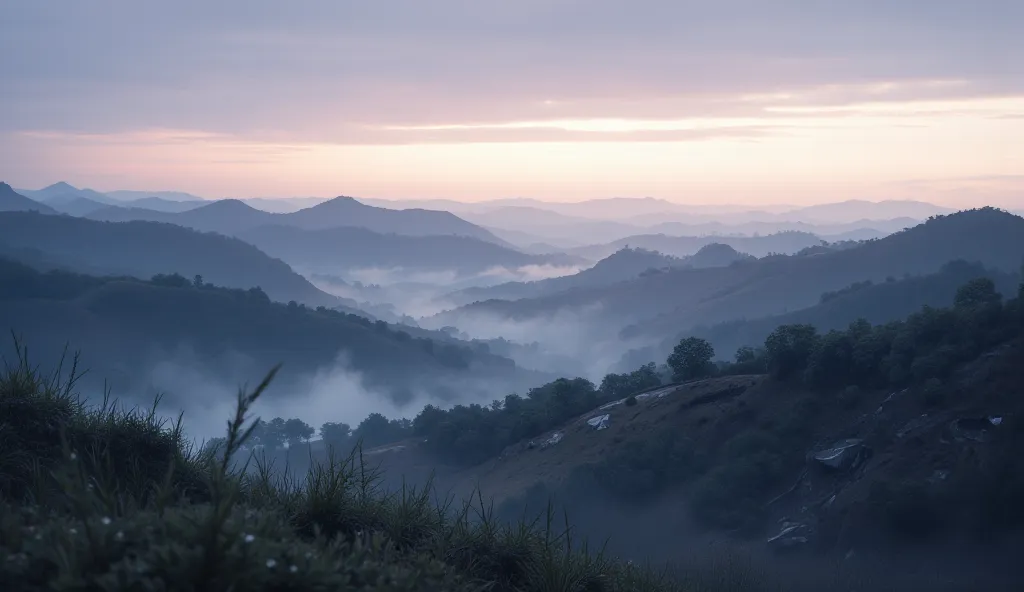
[435,208,1024,353]
[445,244,754,306]
[86,196,510,245]
[565,231,827,261]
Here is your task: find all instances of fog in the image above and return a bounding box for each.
[47,343,538,448]
[139,352,444,444]
[309,263,586,319]
[419,303,653,381]
[305,262,652,382]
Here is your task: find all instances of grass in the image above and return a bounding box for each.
[0,343,689,592]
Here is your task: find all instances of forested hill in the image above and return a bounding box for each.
[681,259,1022,361]
[0,211,339,307]
[0,259,541,405]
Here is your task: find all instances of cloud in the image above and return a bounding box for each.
[420,303,651,382]
[1,0,1022,140]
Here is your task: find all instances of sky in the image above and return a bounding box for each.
[1,0,1023,207]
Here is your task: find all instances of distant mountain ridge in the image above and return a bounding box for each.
[238,224,581,276]
[0,183,58,214]
[87,196,511,246]
[445,244,754,306]
[437,208,1024,350]
[0,211,340,307]
[567,231,825,261]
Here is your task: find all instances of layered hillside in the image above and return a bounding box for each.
[440,209,1024,349]
[0,211,338,307]
[0,259,538,404]
[0,182,58,214]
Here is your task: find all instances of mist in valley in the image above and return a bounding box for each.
[4,3,1024,589]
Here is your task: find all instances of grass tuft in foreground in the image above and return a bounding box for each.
[0,346,688,592]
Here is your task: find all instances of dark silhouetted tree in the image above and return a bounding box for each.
[283,418,315,447]
[954,277,1001,309]
[764,324,819,380]
[319,421,351,448]
[667,337,715,382]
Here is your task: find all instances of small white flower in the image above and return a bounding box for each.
[69,452,77,460]
[101,517,111,525]
[266,559,277,569]
[244,533,255,543]
[69,528,78,535]
[115,531,124,541]
[305,551,313,559]
[289,565,298,573]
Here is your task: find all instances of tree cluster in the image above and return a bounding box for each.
[762,277,1022,389]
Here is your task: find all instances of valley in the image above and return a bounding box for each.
[3,180,1023,590]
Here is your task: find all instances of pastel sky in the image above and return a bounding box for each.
[2,0,1023,206]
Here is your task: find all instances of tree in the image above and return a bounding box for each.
[804,329,854,387]
[319,421,351,448]
[764,324,819,381]
[352,413,410,449]
[283,418,315,447]
[247,286,271,304]
[151,273,191,288]
[954,277,1001,309]
[193,274,204,288]
[734,346,757,364]
[1018,259,1024,299]
[263,417,287,450]
[667,337,715,382]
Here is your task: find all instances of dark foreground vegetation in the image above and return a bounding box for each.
[0,351,692,592]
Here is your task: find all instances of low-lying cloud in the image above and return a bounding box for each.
[422,304,656,382]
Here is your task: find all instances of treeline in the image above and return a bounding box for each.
[761,275,1023,389]
[251,363,666,467]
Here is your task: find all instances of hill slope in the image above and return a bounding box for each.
[20,181,116,205]
[237,223,577,275]
[623,207,1024,342]
[125,196,207,212]
[0,211,339,307]
[47,196,110,216]
[445,245,749,306]
[0,353,659,592]
[0,182,58,214]
[683,260,1021,359]
[360,285,1024,586]
[568,231,824,261]
[0,259,538,405]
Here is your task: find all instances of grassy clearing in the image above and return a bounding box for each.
[0,345,694,592]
